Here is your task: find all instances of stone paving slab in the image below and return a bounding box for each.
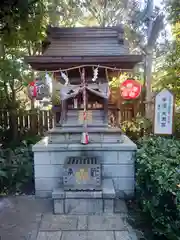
[114,199,128,214]
[40,214,78,231]
[39,214,126,232]
[35,230,138,240]
[77,216,88,230]
[115,231,133,240]
[37,231,62,240]
[115,231,138,240]
[0,196,137,240]
[60,231,114,240]
[87,215,126,231]
[65,199,103,215]
[0,196,51,240]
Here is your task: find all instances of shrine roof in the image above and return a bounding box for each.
[25,26,143,70]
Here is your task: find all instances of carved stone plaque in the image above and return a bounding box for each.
[63,156,101,190]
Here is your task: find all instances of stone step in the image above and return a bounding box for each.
[59,124,108,128]
[49,127,122,133]
[52,179,118,215]
[48,132,123,144]
[67,110,105,116]
[65,118,105,124]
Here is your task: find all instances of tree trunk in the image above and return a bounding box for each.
[8,105,18,143]
[7,88,18,142]
[145,53,153,119]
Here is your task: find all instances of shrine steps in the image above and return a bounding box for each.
[52,179,127,215]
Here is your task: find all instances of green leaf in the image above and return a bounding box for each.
[0,170,8,178]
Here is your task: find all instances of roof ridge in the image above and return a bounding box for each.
[46,26,124,42]
[47,25,124,32]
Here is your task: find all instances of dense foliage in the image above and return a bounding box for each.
[174,113,180,139]
[0,0,43,33]
[0,143,33,194]
[153,0,180,102]
[136,136,180,239]
[0,133,41,194]
[121,112,180,141]
[121,116,152,141]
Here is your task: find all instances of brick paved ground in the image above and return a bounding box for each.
[0,196,138,240]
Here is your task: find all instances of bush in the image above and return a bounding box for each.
[174,113,180,139]
[0,127,42,148]
[136,136,180,239]
[121,116,152,141]
[0,143,34,194]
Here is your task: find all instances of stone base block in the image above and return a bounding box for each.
[65,199,103,215]
[104,199,114,213]
[52,179,116,215]
[53,199,64,214]
[53,198,114,215]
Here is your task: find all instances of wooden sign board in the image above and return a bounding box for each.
[154,89,174,135]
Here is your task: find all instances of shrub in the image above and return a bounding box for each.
[0,143,33,194]
[121,116,152,141]
[174,113,180,139]
[1,128,42,148]
[136,136,180,239]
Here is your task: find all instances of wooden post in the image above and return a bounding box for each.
[60,100,65,125]
[44,111,48,131]
[117,90,122,127]
[39,111,43,135]
[104,99,108,124]
[49,110,53,129]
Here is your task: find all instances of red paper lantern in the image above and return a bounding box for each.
[120,79,142,100]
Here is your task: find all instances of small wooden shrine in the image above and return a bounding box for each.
[25,26,142,130]
[25,26,142,214]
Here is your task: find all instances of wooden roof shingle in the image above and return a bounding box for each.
[25,26,142,70]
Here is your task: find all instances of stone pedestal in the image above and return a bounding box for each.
[32,134,136,199]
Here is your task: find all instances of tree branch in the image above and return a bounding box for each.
[3,81,11,103]
[102,0,108,27]
[15,84,24,93]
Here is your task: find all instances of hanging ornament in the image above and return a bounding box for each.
[36,80,50,100]
[27,80,37,99]
[45,73,53,95]
[61,71,69,85]
[27,78,50,100]
[74,98,78,109]
[81,132,89,144]
[23,82,29,87]
[120,79,142,100]
[92,67,99,82]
